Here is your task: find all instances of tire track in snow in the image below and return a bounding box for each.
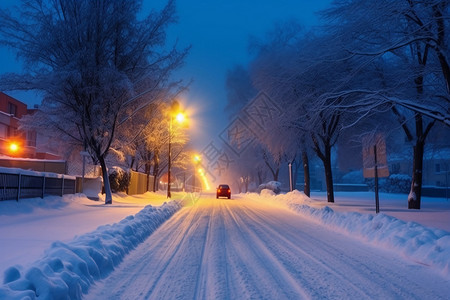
[237,199,450,299]
[238,203,375,299]
[221,200,312,299]
[86,195,450,300]
[87,203,210,299]
[192,198,213,300]
[144,205,209,299]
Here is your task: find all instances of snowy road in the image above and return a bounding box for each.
[86,193,450,299]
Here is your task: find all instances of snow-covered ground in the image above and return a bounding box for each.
[0,192,173,278]
[310,191,450,232]
[0,190,449,299]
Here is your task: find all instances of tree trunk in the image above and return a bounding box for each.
[311,133,335,203]
[292,159,302,190]
[257,167,264,185]
[129,156,135,171]
[99,155,112,204]
[263,150,280,181]
[236,179,242,193]
[432,3,450,94]
[152,152,160,192]
[273,168,280,181]
[153,176,158,192]
[246,175,250,192]
[323,145,334,203]
[302,150,310,197]
[152,165,159,192]
[408,143,424,209]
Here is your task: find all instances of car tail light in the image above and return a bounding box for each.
[228,189,230,193]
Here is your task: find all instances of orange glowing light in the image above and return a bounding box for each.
[9,142,19,152]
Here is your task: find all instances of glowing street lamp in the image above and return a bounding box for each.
[9,142,19,152]
[8,141,21,156]
[167,101,187,198]
[175,112,185,123]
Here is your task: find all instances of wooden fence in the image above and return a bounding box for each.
[0,171,76,201]
[128,171,154,195]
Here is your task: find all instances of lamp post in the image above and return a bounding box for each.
[167,115,173,198]
[167,102,186,198]
[193,154,201,192]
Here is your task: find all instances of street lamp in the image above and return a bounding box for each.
[9,142,19,152]
[8,140,21,157]
[193,154,201,192]
[167,102,187,198]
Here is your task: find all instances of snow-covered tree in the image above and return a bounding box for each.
[225,65,257,119]
[247,21,310,191]
[120,100,189,192]
[0,0,188,204]
[321,0,450,209]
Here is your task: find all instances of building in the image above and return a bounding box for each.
[0,92,60,159]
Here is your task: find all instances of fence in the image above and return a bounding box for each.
[0,171,76,201]
[1,168,156,201]
[128,171,154,195]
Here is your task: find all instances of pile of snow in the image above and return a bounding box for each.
[0,200,183,299]
[248,190,450,278]
[81,177,103,200]
[257,181,281,194]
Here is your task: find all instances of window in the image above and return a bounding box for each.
[8,102,17,117]
[0,124,7,139]
[27,131,36,147]
[435,164,441,173]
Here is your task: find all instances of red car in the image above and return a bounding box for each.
[216,184,231,199]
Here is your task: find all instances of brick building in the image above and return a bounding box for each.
[0,92,60,159]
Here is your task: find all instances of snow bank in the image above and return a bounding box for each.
[0,200,183,299]
[249,190,450,278]
[257,181,281,194]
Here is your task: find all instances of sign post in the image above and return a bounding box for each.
[363,134,389,214]
[288,162,293,192]
[374,145,380,214]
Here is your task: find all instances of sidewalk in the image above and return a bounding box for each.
[309,191,450,232]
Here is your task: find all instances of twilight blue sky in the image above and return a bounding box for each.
[0,0,330,148]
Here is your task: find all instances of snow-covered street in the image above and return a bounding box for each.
[1,0,449,298]
[1,190,449,299]
[87,193,450,299]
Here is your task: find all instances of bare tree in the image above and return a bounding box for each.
[122,101,189,192]
[0,0,188,204]
[322,0,449,209]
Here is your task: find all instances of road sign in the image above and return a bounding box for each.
[362,134,389,178]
